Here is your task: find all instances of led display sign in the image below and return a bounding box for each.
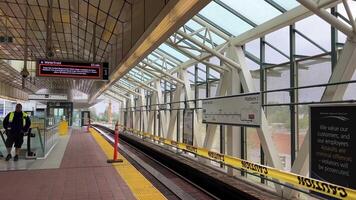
[37,60,109,80]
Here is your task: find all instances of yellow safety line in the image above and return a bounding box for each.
[89,128,167,200]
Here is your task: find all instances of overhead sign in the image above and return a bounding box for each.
[310,105,356,195]
[37,60,109,80]
[202,93,261,127]
[29,94,67,100]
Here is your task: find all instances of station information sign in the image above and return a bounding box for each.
[37,60,109,80]
[202,92,261,127]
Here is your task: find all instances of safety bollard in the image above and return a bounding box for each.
[107,122,123,163]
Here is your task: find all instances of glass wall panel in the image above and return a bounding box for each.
[266,106,291,171]
[298,57,331,102]
[246,127,261,180]
[266,66,290,104]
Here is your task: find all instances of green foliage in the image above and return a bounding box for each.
[266,104,310,130]
[266,105,290,127]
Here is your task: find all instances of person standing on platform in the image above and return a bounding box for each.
[2,104,31,161]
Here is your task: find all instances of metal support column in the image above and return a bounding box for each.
[290,24,298,165]
[260,37,266,183]
[331,7,338,70]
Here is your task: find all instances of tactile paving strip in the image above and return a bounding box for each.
[90,128,167,200]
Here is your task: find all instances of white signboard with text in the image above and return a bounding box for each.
[29,94,68,101]
[202,93,261,127]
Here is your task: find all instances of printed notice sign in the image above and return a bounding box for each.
[310,105,356,192]
[183,109,194,145]
[202,93,261,127]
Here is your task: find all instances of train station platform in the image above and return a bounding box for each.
[0,128,165,200]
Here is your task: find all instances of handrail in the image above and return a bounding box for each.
[45,123,60,131]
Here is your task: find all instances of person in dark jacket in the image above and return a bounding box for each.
[3,103,31,161]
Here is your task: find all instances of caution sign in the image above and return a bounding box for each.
[120,125,356,199]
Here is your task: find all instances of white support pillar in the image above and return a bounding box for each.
[203,71,230,148]
[323,38,356,101]
[225,45,242,176]
[232,46,283,193]
[125,97,133,128]
[130,95,137,130]
[181,69,205,147]
[235,46,282,168]
[166,74,183,140]
[155,81,168,137]
[139,89,148,132]
[119,101,125,126]
[147,92,156,134]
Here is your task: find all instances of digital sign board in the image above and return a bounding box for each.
[37,60,109,80]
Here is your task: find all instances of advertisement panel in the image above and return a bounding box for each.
[202,93,261,127]
[310,105,356,195]
[183,109,194,145]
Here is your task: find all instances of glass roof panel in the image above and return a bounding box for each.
[153,49,182,66]
[185,19,204,30]
[150,52,179,68]
[272,0,300,10]
[158,43,190,62]
[184,20,226,45]
[198,1,253,36]
[221,0,281,24]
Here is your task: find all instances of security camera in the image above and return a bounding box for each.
[21,69,30,78]
[46,50,54,58]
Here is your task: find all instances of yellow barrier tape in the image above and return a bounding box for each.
[119,125,356,199]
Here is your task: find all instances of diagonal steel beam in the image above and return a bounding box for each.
[137,64,177,85]
[297,0,353,37]
[141,60,185,84]
[108,88,131,100]
[124,75,158,92]
[113,84,141,96]
[176,30,242,69]
[108,88,130,99]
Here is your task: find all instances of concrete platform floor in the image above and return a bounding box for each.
[0,128,136,200]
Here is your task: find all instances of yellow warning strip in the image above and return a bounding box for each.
[89,128,167,200]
